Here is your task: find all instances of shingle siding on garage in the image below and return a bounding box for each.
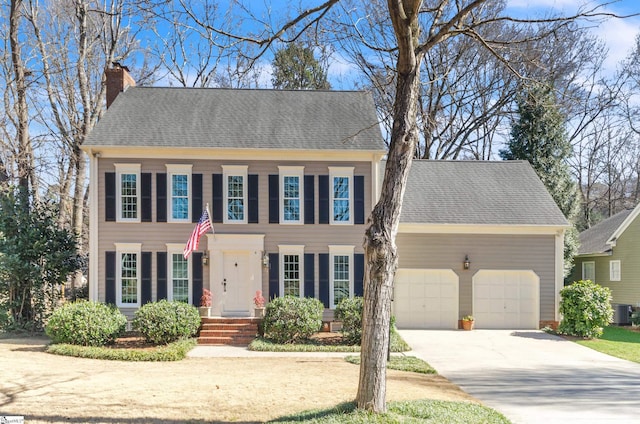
[396,233,557,322]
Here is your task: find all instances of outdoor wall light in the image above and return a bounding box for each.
[463,255,470,270]
[262,253,270,268]
[202,252,209,266]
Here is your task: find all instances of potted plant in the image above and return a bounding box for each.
[199,288,212,318]
[461,315,474,331]
[253,290,266,318]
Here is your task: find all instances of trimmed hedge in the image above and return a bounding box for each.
[132,300,201,345]
[46,338,196,361]
[558,280,613,339]
[334,297,363,345]
[45,301,127,346]
[263,296,324,344]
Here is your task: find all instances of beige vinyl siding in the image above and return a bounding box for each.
[573,216,640,306]
[94,158,372,307]
[396,233,557,322]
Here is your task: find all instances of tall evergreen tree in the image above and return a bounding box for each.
[500,84,580,277]
[271,43,331,90]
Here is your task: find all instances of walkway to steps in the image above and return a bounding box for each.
[198,317,261,346]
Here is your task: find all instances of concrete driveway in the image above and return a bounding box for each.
[399,329,640,424]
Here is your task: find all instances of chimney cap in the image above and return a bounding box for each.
[111,61,130,72]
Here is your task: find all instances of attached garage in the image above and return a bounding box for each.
[394,269,459,329]
[473,270,539,329]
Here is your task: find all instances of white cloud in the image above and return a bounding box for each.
[593,15,640,72]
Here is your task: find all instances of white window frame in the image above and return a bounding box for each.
[115,163,141,223]
[279,166,305,225]
[166,164,192,223]
[115,242,142,308]
[610,260,621,282]
[278,245,305,298]
[582,261,595,282]
[329,245,354,309]
[329,167,354,225]
[222,165,248,224]
[166,243,192,303]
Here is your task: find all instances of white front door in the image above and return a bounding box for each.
[222,252,251,315]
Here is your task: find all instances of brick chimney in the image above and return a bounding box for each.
[105,62,136,108]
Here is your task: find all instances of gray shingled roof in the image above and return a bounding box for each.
[578,209,633,255]
[399,160,569,226]
[84,87,385,151]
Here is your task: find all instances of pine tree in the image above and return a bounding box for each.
[271,43,331,90]
[500,84,580,277]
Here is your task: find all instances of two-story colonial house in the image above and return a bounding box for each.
[82,65,568,330]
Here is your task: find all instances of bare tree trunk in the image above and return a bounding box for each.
[356,0,423,412]
[9,0,32,196]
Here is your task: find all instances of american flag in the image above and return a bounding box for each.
[183,209,213,259]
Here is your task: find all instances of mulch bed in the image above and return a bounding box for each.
[109,332,156,350]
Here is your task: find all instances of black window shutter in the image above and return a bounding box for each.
[304,175,315,224]
[192,173,203,222]
[354,253,364,297]
[141,252,152,304]
[156,252,167,300]
[105,251,116,304]
[105,172,116,222]
[248,174,259,223]
[318,175,329,224]
[268,174,279,223]
[268,253,279,299]
[192,252,203,306]
[304,253,315,298]
[319,253,329,308]
[212,174,223,223]
[141,173,152,222]
[354,175,365,225]
[156,173,167,223]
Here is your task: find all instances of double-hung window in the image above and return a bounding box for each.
[166,164,192,222]
[167,244,191,303]
[115,243,141,307]
[329,167,354,225]
[610,260,621,282]
[115,164,141,222]
[582,261,595,282]
[329,245,354,308]
[279,166,304,224]
[279,245,305,297]
[223,165,248,224]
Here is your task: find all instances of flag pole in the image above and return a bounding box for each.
[205,202,215,240]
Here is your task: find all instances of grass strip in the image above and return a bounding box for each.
[575,326,640,363]
[270,399,511,423]
[344,354,436,374]
[249,329,411,353]
[45,338,196,361]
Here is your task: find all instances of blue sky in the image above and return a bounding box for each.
[505,0,640,73]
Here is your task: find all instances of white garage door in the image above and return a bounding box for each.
[394,269,458,329]
[473,270,539,329]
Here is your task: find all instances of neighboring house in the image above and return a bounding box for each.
[81,65,568,329]
[572,202,640,307]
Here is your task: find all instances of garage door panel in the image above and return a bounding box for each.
[473,270,539,329]
[394,269,458,329]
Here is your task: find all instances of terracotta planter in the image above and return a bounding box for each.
[462,320,474,331]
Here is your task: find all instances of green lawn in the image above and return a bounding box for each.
[575,326,640,363]
[271,400,511,423]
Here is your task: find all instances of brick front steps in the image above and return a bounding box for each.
[198,317,261,346]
